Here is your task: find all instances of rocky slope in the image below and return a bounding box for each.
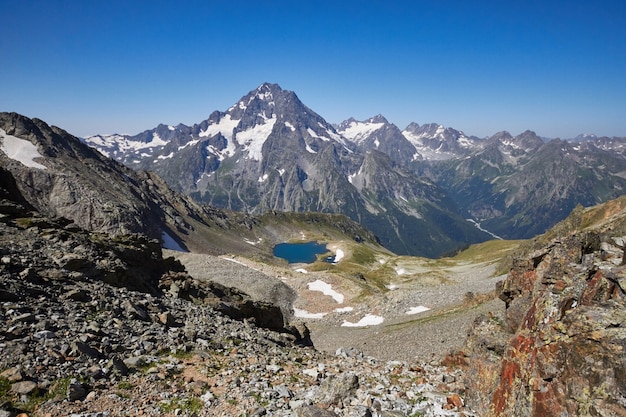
[0,157,475,417]
[461,196,626,416]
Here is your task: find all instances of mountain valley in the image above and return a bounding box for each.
[83,83,626,258]
[2,98,626,416]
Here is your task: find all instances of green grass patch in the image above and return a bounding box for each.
[450,239,522,263]
[160,396,204,414]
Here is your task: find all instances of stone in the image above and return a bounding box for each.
[34,330,57,339]
[111,355,129,376]
[446,393,464,408]
[67,379,86,401]
[314,373,359,406]
[10,380,38,395]
[158,311,175,327]
[65,289,91,302]
[1,367,24,382]
[295,405,339,417]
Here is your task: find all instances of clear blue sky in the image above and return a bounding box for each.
[2,0,625,138]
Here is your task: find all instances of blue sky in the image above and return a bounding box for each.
[2,0,625,138]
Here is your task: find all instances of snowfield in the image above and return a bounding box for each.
[341,314,385,327]
[406,306,431,315]
[307,279,344,304]
[0,129,47,170]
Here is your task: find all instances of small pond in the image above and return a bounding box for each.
[273,241,332,264]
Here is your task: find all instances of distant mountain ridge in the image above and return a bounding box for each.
[82,82,626,256]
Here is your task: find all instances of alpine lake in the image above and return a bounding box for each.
[273,241,335,264]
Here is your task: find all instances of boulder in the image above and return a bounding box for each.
[465,232,626,416]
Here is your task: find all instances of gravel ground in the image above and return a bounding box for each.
[170,250,507,363]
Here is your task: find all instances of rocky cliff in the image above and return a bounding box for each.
[463,197,626,416]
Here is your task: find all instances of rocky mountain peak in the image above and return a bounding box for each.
[367,114,389,124]
[515,129,544,149]
[488,130,513,142]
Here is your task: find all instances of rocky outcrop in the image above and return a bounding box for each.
[0,112,165,238]
[464,230,626,416]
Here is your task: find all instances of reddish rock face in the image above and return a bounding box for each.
[465,233,626,416]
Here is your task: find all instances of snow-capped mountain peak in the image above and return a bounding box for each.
[338,117,387,145]
[401,122,481,160]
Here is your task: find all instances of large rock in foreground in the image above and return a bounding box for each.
[464,230,626,416]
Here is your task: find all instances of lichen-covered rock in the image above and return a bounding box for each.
[465,232,626,416]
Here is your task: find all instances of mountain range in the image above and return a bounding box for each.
[0,111,380,264]
[78,82,626,257]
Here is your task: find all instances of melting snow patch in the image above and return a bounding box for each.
[221,257,260,271]
[243,237,262,246]
[161,231,186,252]
[295,268,308,274]
[151,132,168,147]
[294,308,327,319]
[284,122,296,131]
[305,143,317,154]
[334,306,354,313]
[307,280,344,303]
[341,121,384,144]
[406,306,430,315]
[0,129,47,170]
[258,173,269,182]
[333,249,344,264]
[341,314,384,327]
[277,168,285,176]
[157,152,174,160]
[237,114,277,161]
[386,284,398,290]
[395,268,406,276]
[222,257,246,266]
[307,128,319,138]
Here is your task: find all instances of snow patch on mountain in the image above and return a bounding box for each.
[294,308,327,319]
[0,129,47,170]
[340,120,385,144]
[157,152,174,160]
[85,132,168,156]
[342,314,384,327]
[307,279,344,304]
[237,114,277,161]
[200,114,239,141]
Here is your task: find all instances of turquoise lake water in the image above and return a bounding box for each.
[273,241,331,264]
